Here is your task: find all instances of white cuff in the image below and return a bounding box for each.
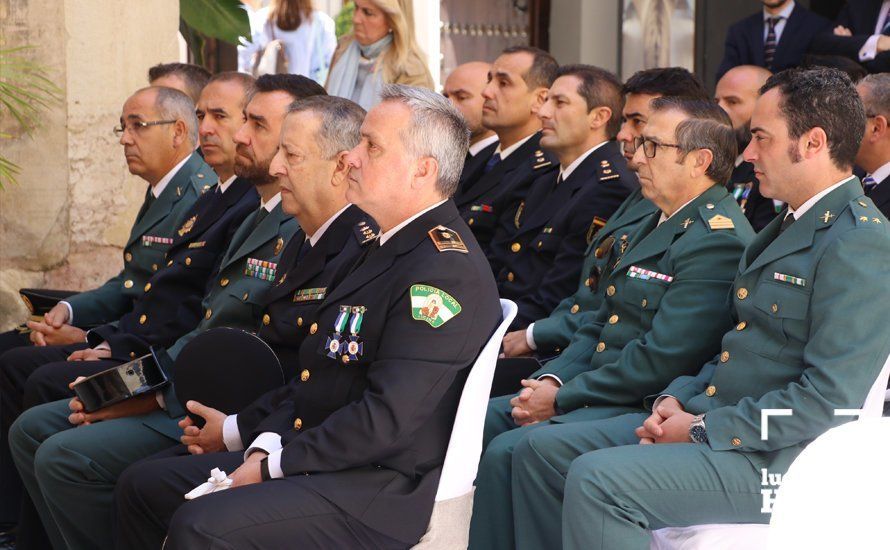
[860,34,881,61]
[244,432,282,461]
[60,301,74,325]
[266,448,285,479]
[222,415,245,452]
[537,373,563,386]
[525,323,538,351]
[95,341,111,351]
[652,394,677,410]
[155,392,166,411]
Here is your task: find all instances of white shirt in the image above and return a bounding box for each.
[787,176,855,221]
[495,133,536,161]
[260,191,282,213]
[217,174,236,194]
[469,134,499,157]
[859,1,890,62]
[763,1,795,44]
[560,141,609,181]
[378,199,448,246]
[308,203,352,247]
[865,160,890,189]
[657,195,699,226]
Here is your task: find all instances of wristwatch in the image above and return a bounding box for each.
[689,414,709,444]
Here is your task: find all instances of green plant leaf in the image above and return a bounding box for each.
[180,0,250,45]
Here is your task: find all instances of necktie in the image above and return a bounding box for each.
[296,239,311,264]
[135,189,155,223]
[764,17,782,69]
[778,213,795,235]
[863,175,879,195]
[252,207,270,230]
[882,16,890,35]
[484,152,502,174]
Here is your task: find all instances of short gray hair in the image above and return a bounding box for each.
[153,86,198,148]
[379,84,470,197]
[859,73,890,118]
[287,96,366,159]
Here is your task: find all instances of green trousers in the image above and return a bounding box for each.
[9,399,180,550]
[512,412,767,550]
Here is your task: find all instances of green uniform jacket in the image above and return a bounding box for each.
[531,188,658,354]
[655,178,890,475]
[155,201,299,425]
[534,184,755,417]
[65,153,216,327]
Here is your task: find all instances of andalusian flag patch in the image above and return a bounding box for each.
[410,285,461,328]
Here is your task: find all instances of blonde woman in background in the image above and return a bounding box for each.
[326,0,434,109]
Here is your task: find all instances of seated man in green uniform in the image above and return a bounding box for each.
[512,67,890,550]
[469,97,755,550]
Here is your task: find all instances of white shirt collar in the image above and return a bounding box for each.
[469,134,499,157]
[260,192,282,213]
[735,154,745,168]
[379,199,448,245]
[560,140,609,181]
[657,194,701,226]
[764,1,794,21]
[152,154,192,198]
[494,133,535,161]
[217,174,237,194]
[308,203,352,247]
[788,176,855,220]
[867,160,890,186]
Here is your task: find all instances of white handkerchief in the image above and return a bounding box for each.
[184,467,234,500]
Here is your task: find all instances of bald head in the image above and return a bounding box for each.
[716,65,772,130]
[443,62,494,142]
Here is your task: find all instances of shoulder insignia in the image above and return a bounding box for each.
[410,284,461,328]
[707,214,735,230]
[274,237,284,256]
[533,160,553,170]
[353,220,378,245]
[428,225,468,253]
[514,201,525,229]
[586,216,607,245]
[178,215,197,236]
[597,160,621,182]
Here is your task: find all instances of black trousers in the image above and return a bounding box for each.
[490,357,542,398]
[114,446,407,550]
[0,330,31,527]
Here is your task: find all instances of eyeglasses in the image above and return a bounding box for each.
[633,136,682,159]
[113,120,177,136]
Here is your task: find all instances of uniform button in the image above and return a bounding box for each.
[609,314,619,324]
[537,241,543,248]
[185,257,192,266]
[736,288,748,300]
[706,203,715,209]
[570,304,580,314]
[124,280,134,289]
[139,314,147,325]
[300,369,310,382]
[220,278,229,287]
[130,352,136,358]
[293,418,303,430]
[511,243,521,253]
[167,260,173,267]
[641,298,648,308]
[720,351,730,362]
[297,317,303,327]
[341,355,350,364]
[507,272,515,282]
[585,278,592,287]
[152,263,158,271]
[309,323,318,334]
[242,292,249,301]
[736,321,747,331]
[125,252,133,262]
[606,285,616,296]
[144,283,151,292]
[771,303,779,314]
[595,342,606,352]
[262,314,271,326]
[731,437,742,447]
[468,218,474,226]
[706,385,717,397]
[205,309,212,320]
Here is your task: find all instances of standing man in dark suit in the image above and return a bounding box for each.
[717,1,832,80]
[855,73,890,217]
[716,65,781,231]
[488,65,637,330]
[811,0,890,73]
[444,61,500,192]
[454,46,559,252]
[113,84,501,550]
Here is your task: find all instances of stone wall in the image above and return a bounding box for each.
[0,0,180,329]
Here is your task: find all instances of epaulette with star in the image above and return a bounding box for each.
[428,225,468,253]
[353,220,378,244]
[849,197,885,227]
[597,159,621,182]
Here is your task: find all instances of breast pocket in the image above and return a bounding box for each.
[752,280,811,358]
[531,231,561,255]
[621,277,669,329]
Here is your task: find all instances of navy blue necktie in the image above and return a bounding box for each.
[764,17,782,69]
[484,152,502,174]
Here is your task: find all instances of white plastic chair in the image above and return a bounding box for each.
[650,351,890,550]
[412,299,518,550]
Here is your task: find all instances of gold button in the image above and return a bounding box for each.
[468,218,474,226]
[167,260,173,267]
[570,304,580,314]
[720,351,730,362]
[297,317,303,327]
[511,243,521,253]
[537,241,543,248]
[585,278,592,287]
[293,418,303,430]
[771,303,779,314]
[152,263,158,271]
[220,278,229,287]
[507,272,515,282]
[262,314,271,326]
[185,257,192,266]
[736,288,748,300]
[706,385,717,397]
[341,355,350,364]
[125,252,133,262]
[144,283,151,292]
[595,342,606,352]
[124,280,134,289]
[129,352,136,358]
[606,285,616,296]
[641,298,648,308]
[609,314,619,324]
[205,309,212,320]
[736,321,746,331]
[300,369,310,382]
[309,322,318,334]
[242,292,249,301]
[139,314,147,325]
[731,437,742,447]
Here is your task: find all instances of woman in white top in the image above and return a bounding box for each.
[238,0,337,85]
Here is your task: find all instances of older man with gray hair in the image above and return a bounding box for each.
[113,84,503,550]
[855,73,890,218]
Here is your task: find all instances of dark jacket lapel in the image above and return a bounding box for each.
[454,133,542,206]
[517,153,596,235]
[127,153,203,248]
[221,202,290,271]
